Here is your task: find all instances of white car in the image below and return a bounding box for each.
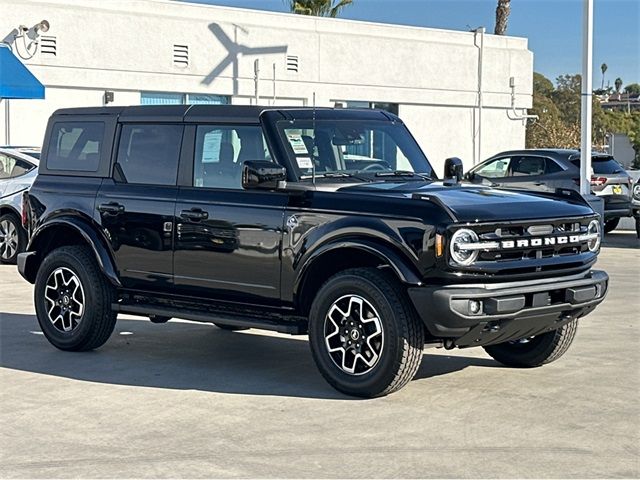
[0,147,39,264]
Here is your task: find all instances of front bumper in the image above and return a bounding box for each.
[408,270,608,347]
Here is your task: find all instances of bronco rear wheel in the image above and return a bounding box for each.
[35,245,117,351]
[483,319,578,368]
[308,268,424,398]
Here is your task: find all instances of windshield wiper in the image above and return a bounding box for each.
[300,172,353,179]
[374,170,432,180]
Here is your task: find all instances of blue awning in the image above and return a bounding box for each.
[0,45,45,99]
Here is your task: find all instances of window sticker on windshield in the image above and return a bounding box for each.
[296,156,313,169]
[287,133,309,155]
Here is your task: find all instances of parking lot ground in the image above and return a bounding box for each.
[1,233,638,479]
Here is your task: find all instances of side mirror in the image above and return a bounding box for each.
[444,157,464,184]
[242,160,287,190]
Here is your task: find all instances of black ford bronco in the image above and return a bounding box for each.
[19,105,608,397]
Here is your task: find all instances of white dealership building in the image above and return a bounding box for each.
[0,0,534,172]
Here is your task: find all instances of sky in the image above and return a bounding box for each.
[179,0,639,88]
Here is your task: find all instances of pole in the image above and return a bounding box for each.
[254,59,260,105]
[580,0,593,196]
[473,27,485,165]
[4,99,10,145]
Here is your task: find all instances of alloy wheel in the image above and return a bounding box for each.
[44,267,85,333]
[0,219,18,261]
[324,294,384,375]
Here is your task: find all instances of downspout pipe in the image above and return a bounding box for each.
[473,27,485,165]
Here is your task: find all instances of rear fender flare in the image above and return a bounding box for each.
[28,217,121,287]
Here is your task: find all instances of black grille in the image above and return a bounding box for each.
[449,216,598,277]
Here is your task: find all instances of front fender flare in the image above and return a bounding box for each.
[294,238,423,296]
[27,217,121,287]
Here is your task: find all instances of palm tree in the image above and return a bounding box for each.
[288,0,353,17]
[494,0,511,35]
[615,77,623,93]
[600,63,607,90]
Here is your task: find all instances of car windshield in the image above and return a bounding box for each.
[277,119,434,181]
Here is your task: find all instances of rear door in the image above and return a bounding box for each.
[173,123,287,306]
[96,123,183,292]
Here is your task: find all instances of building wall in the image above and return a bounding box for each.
[0,0,533,173]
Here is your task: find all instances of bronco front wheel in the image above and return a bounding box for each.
[308,268,424,398]
[483,319,578,368]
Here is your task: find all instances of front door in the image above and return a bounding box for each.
[173,124,287,306]
[96,123,183,292]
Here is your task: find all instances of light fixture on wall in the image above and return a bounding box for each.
[104,91,114,105]
[3,20,51,60]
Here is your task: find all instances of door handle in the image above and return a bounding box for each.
[98,202,125,214]
[534,182,546,186]
[180,208,209,221]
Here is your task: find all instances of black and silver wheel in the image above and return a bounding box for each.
[483,319,578,368]
[0,213,25,265]
[308,268,424,398]
[35,245,117,351]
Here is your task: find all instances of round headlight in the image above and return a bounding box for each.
[450,228,479,266]
[587,219,601,252]
[633,183,640,201]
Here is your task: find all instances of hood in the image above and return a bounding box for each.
[337,181,595,222]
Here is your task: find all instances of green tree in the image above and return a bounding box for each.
[494,0,511,35]
[288,0,353,17]
[600,63,607,89]
[614,77,623,92]
[624,83,640,95]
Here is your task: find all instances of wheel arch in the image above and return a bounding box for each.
[294,239,422,316]
[23,216,120,286]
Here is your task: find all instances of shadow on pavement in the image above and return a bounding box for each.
[0,312,497,399]
[603,231,640,249]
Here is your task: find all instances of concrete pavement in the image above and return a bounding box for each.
[1,233,638,478]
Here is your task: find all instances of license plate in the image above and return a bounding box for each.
[612,185,623,195]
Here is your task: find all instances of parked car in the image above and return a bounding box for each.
[466,149,633,233]
[19,106,608,397]
[0,146,41,160]
[0,147,39,264]
[633,177,640,238]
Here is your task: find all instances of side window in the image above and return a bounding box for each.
[545,158,564,174]
[510,156,546,176]
[193,125,269,189]
[475,158,510,178]
[47,122,104,171]
[116,124,183,186]
[0,154,16,179]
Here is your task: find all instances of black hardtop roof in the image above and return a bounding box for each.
[488,148,613,161]
[51,105,399,124]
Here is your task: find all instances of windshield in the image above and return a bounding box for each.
[277,120,434,180]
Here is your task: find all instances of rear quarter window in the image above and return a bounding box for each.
[570,157,624,174]
[46,122,105,172]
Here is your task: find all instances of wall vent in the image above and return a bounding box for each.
[39,36,57,57]
[173,44,189,68]
[286,55,299,73]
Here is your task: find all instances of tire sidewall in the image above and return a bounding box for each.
[309,272,407,396]
[35,248,101,349]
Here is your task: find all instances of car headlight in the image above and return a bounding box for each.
[450,228,479,266]
[633,184,640,200]
[587,219,601,252]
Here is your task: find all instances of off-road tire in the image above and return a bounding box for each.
[35,245,117,351]
[308,267,424,398]
[483,319,578,368]
[0,212,26,265]
[604,218,620,234]
[214,323,248,331]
